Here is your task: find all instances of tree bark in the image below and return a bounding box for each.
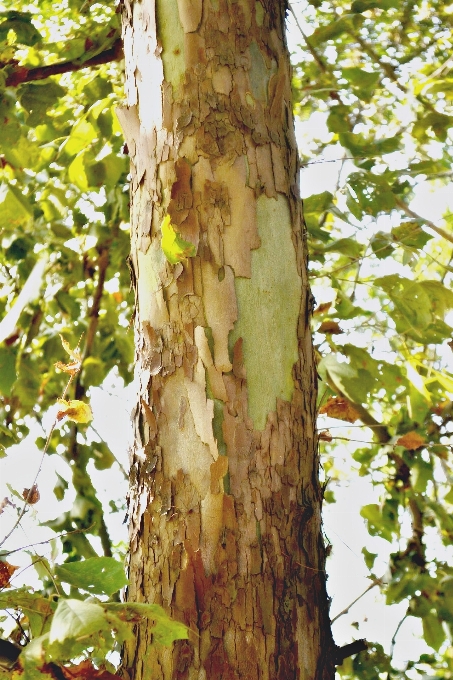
[117,0,335,678]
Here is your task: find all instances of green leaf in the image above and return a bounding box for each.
[342,67,380,99]
[18,81,66,126]
[303,191,333,214]
[362,547,377,571]
[322,237,364,258]
[0,12,42,45]
[319,353,376,404]
[81,357,107,387]
[413,112,453,142]
[0,346,16,396]
[412,458,433,494]
[53,472,69,501]
[68,151,90,191]
[91,441,116,471]
[49,598,108,644]
[422,612,445,651]
[0,588,55,638]
[309,15,360,47]
[340,132,400,157]
[105,602,188,646]
[371,231,394,259]
[375,275,432,340]
[0,183,33,230]
[327,105,351,133]
[391,222,433,249]
[360,503,395,542]
[55,557,128,596]
[63,118,98,157]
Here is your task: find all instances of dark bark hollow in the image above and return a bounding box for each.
[117,0,335,678]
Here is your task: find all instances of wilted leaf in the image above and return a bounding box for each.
[0,497,12,514]
[318,320,343,335]
[22,483,40,504]
[318,429,333,442]
[319,396,361,423]
[161,214,196,264]
[0,560,19,588]
[56,399,93,424]
[54,334,82,375]
[313,302,332,316]
[60,660,120,680]
[396,431,426,450]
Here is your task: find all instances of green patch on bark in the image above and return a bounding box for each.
[255,2,265,27]
[156,0,185,91]
[249,41,270,103]
[231,195,301,431]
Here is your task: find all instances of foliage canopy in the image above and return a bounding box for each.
[1,0,453,678]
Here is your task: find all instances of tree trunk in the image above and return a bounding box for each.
[117,0,335,678]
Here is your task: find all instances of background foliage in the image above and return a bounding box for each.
[1,0,453,678]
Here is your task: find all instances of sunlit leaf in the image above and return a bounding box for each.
[160,214,196,264]
[55,557,128,596]
[56,399,93,424]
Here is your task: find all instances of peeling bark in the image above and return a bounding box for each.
[118,0,335,678]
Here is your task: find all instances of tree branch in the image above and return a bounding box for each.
[394,196,453,246]
[334,639,368,665]
[324,374,392,445]
[5,38,123,88]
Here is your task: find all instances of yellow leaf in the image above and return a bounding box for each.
[56,399,93,424]
[161,214,196,264]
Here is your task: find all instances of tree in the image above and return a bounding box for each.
[116,0,336,678]
[2,1,453,679]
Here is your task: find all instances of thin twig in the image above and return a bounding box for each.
[331,579,381,624]
[287,3,328,73]
[390,613,408,657]
[89,425,128,480]
[2,526,92,556]
[0,371,76,548]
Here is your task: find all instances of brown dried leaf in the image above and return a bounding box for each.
[313,302,332,316]
[60,660,120,679]
[0,497,12,514]
[0,560,19,588]
[318,430,333,442]
[54,360,81,376]
[22,484,40,504]
[396,431,426,450]
[54,334,82,375]
[318,320,343,335]
[319,396,361,423]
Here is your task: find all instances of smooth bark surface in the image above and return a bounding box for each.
[118,0,334,677]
